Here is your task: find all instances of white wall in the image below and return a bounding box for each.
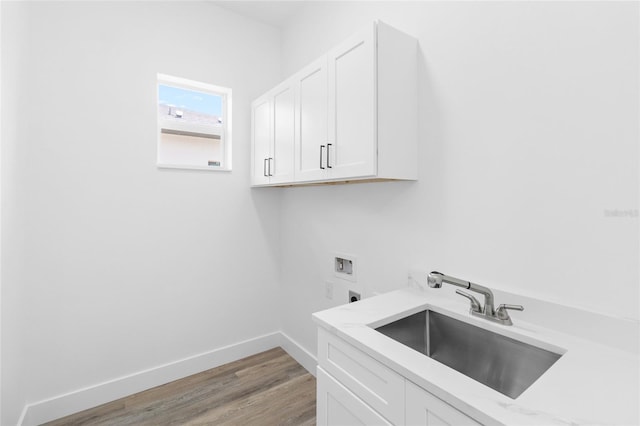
[0,1,4,423]
[279,2,639,357]
[1,2,282,424]
[1,2,30,422]
[2,2,638,424]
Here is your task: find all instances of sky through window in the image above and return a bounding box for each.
[158,85,223,116]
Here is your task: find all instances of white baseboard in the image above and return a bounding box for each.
[20,332,283,426]
[279,332,318,377]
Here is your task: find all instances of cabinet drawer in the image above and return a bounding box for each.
[317,366,392,426]
[406,380,481,426]
[318,328,404,425]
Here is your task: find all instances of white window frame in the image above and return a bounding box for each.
[157,73,232,171]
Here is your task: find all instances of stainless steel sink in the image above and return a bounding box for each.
[375,310,562,399]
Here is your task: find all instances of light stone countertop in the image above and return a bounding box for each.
[313,287,639,426]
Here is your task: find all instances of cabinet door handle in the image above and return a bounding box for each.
[320,145,326,169]
[268,157,274,176]
[327,143,333,168]
[263,158,268,177]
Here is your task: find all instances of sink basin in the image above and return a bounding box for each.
[375,310,562,399]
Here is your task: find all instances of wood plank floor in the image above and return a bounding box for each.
[43,347,316,426]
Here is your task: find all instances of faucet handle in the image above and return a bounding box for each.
[495,304,524,321]
[455,290,482,313]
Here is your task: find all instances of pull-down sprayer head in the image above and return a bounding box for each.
[427,271,444,288]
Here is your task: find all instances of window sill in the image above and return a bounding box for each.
[157,163,232,172]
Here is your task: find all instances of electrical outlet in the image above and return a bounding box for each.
[325,281,334,300]
[349,290,361,303]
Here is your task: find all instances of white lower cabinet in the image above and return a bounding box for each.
[317,367,392,426]
[405,380,481,426]
[317,327,482,426]
[317,328,405,424]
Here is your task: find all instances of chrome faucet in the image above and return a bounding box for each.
[427,271,523,326]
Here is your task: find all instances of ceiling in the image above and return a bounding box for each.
[211,1,307,28]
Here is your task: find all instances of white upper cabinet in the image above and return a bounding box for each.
[251,81,295,185]
[271,83,295,184]
[325,24,376,181]
[251,20,417,187]
[251,96,271,186]
[294,57,328,183]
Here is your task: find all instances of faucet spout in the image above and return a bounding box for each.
[427,271,498,317]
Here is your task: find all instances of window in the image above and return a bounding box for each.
[157,74,232,171]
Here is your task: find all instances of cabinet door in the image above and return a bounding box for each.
[327,24,376,180]
[270,83,295,184]
[251,97,271,186]
[406,381,481,426]
[294,57,328,183]
[318,328,405,425]
[317,367,392,426]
